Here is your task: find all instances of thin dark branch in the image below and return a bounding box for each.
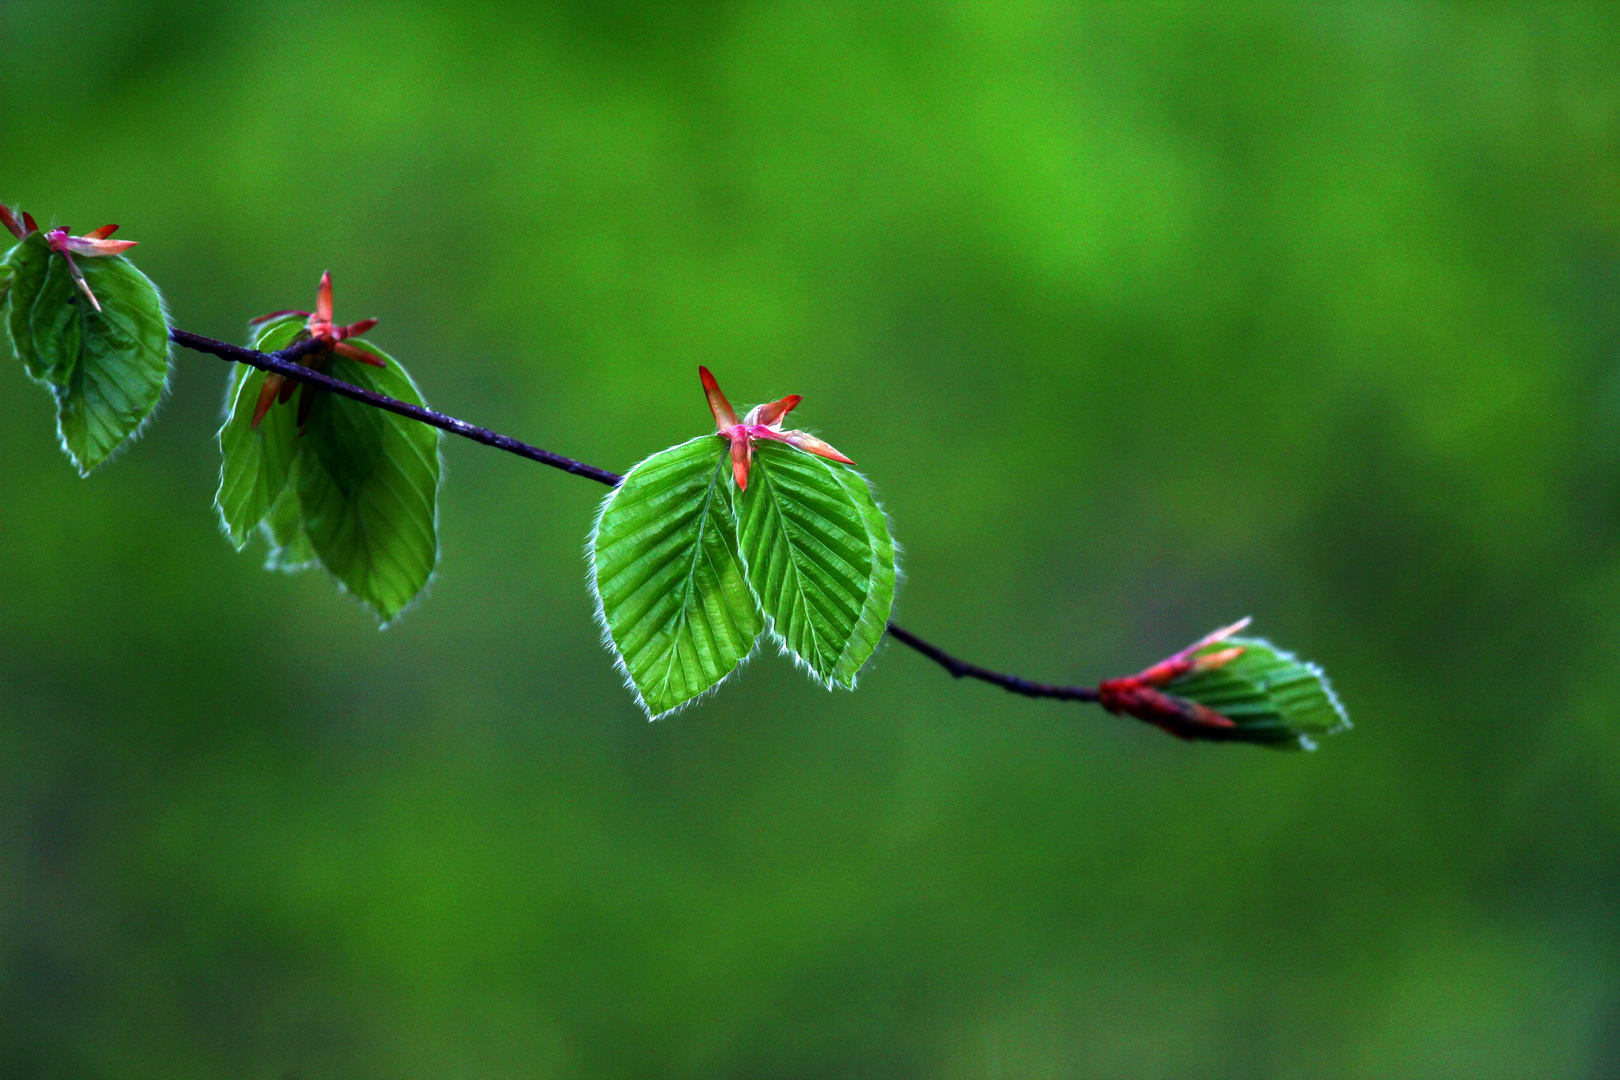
[171,329,624,487]
[170,327,1102,706]
[884,622,1100,702]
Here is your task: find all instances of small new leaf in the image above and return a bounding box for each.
[1172,636,1350,750]
[590,436,765,718]
[1099,620,1350,750]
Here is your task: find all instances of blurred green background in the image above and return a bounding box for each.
[4,1,1620,1076]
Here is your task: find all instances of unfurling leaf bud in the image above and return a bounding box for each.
[1098,619,1350,750]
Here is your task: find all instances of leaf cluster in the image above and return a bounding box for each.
[590,434,897,718]
[1,206,1347,742]
[216,315,441,625]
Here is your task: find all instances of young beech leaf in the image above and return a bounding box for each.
[1171,637,1350,750]
[294,342,441,625]
[4,232,170,474]
[736,439,896,688]
[590,436,765,719]
[216,328,304,548]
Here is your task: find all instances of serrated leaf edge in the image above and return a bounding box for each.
[1198,635,1352,751]
[49,256,174,477]
[738,445,898,693]
[306,347,443,631]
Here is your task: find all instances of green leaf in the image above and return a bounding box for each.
[590,436,765,718]
[1173,638,1351,750]
[736,439,896,688]
[262,458,319,572]
[295,342,441,625]
[216,360,301,549]
[5,235,51,380]
[5,233,171,474]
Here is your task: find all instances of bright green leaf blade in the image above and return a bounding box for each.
[216,317,307,547]
[296,343,441,625]
[6,235,172,474]
[590,436,765,719]
[5,235,51,379]
[31,251,83,385]
[1173,637,1351,750]
[216,357,301,549]
[828,463,896,686]
[262,460,318,572]
[737,439,896,688]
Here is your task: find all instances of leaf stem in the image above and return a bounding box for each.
[170,327,1106,708]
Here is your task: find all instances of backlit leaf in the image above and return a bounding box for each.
[736,439,896,688]
[215,316,311,548]
[216,324,439,623]
[263,460,320,572]
[295,341,441,625]
[590,436,765,718]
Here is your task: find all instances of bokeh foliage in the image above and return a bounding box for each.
[4,0,1620,1076]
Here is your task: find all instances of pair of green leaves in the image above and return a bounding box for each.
[215,316,441,625]
[590,435,896,718]
[2,232,170,474]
